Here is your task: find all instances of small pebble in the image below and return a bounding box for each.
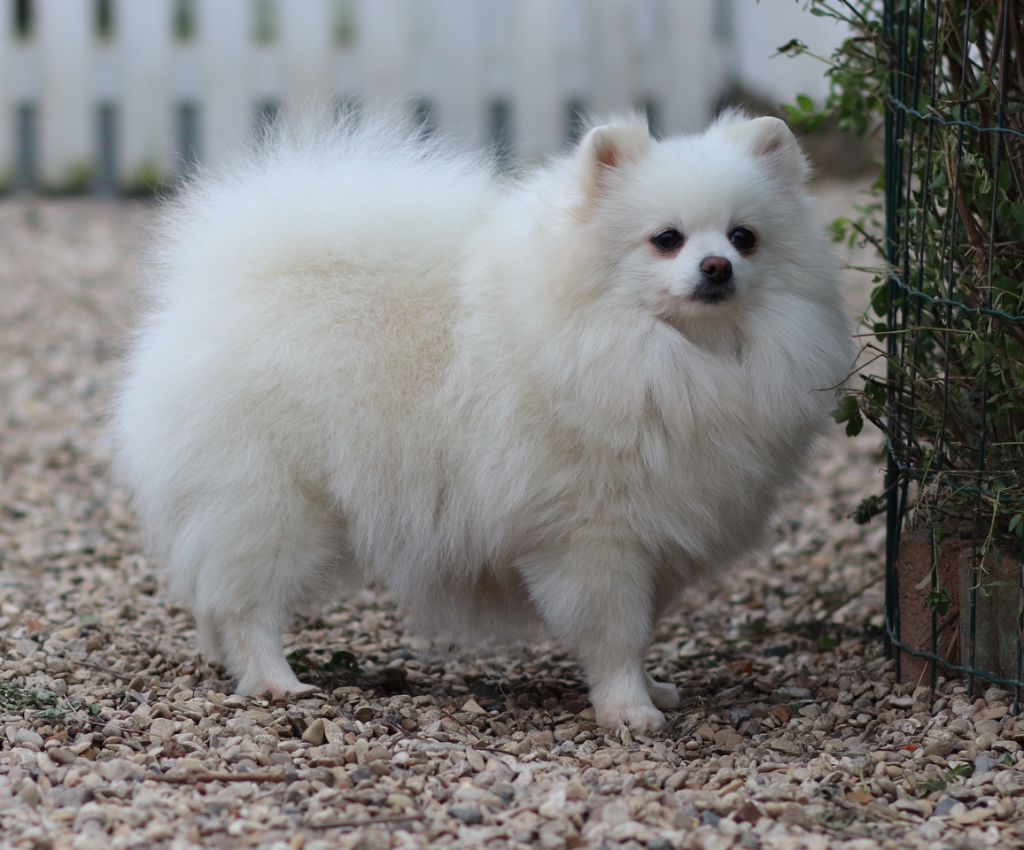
[448,805,483,825]
[301,718,325,746]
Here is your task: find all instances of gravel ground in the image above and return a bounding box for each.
[2,194,1023,850]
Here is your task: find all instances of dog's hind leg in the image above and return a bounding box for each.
[196,615,225,667]
[175,481,344,698]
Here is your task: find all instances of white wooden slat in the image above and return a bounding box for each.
[0,2,11,186]
[38,0,93,187]
[196,0,253,171]
[119,0,175,185]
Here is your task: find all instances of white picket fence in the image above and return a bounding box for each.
[0,0,847,192]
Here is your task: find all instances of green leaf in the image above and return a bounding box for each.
[323,650,360,674]
[1009,513,1024,539]
[775,38,808,56]
[828,217,850,243]
[831,395,864,437]
[852,494,885,524]
[870,284,891,318]
[831,395,857,423]
[925,585,951,616]
[781,104,801,123]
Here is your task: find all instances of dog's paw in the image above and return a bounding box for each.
[595,702,666,733]
[646,679,680,710]
[236,673,317,699]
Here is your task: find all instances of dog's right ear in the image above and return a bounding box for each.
[576,120,650,203]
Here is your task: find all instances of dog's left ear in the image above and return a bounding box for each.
[721,116,809,184]
[576,121,651,202]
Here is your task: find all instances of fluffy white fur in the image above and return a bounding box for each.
[112,109,853,731]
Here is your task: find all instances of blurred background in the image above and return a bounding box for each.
[0,0,862,193]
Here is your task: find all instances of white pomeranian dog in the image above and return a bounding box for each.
[113,108,852,731]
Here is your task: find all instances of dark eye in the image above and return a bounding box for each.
[650,228,684,253]
[729,226,757,253]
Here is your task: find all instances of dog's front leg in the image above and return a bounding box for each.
[521,541,667,732]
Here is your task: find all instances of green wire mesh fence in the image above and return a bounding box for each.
[877,0,1024,708]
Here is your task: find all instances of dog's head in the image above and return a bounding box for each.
[566,111,816,327]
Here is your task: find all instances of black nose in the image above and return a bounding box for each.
[700,256,733,284]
